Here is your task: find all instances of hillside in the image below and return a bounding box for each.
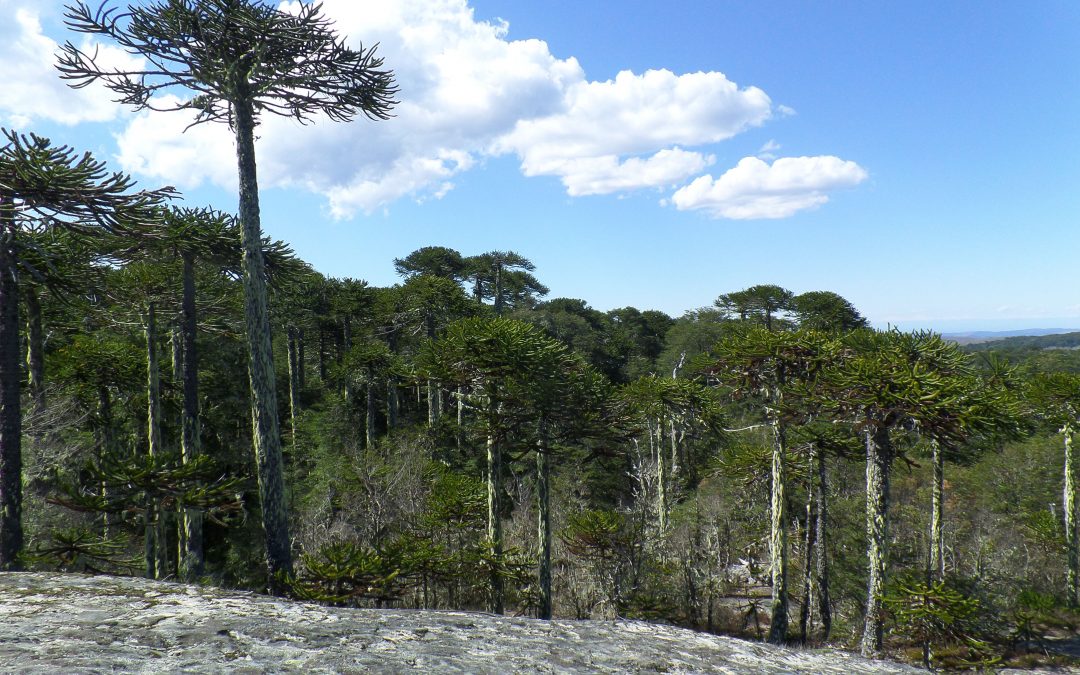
[0,572,921,674]
[960,330,1080,351]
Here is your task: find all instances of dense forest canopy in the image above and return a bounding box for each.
[0,1,1077,671]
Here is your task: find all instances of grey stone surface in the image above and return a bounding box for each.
[0,572,924,673]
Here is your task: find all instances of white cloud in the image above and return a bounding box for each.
[107,0,781,216]
[0,6,141,127]
[3,0,862,218]
[670,156,868,219]
[554,148,715,197]
[494,68,771,190]
[757,139,781,160]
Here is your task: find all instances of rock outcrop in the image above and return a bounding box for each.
[0,572,921,673]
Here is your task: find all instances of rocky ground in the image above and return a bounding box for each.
[0,571,945,673]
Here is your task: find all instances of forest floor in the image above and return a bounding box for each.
[0,571,932,674]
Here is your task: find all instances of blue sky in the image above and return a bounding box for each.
[3,1,1079,332]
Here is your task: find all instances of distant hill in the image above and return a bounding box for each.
[958,330,1080,352]
[944,328,1080,346]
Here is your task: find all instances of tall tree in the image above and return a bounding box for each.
[1029,371,1080,606]
[59,0,397,586]
[817,329,1013,657]
[393,246,466,281]
[716,284,794,331]
[0,130,171,569]
[790,291,869,332]
[704,326,834,644]
[464,251,547,314]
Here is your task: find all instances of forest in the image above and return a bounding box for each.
[2,1,1079,672]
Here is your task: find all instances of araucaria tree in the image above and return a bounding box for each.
[818,330,1015,657]
[58,0,397,585]
[0,130,172,569]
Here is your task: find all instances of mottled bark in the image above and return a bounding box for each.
[799,446,818,645]
[493,263,504,316]
[861,425,893,657]
[233,92,292,586]
[386,377,398,430]
[487,399,503,615]
[929,440,945,583]
[24,287,44,410]
[144,301,167,579]
[286,325,300,444]
[178,253,203,580]
[654,421,667,533]
[815,449,832,641]
[537,427,552,620]
[1065,427,1078,607]
[0,212,23,569]
[365,379,376,450]
[766,413,788,645]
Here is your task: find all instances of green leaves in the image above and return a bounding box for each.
[58,0,397,127]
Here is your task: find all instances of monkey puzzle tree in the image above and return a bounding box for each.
[464,251,547,315]
[1028,371,1080,607]
[790,290,869,332]
[816,329,1013,657]
[58,0,397,584]
[422,317,580,615]
[703,325,835,644]
[716,284,794,331]
[0,129,171,569]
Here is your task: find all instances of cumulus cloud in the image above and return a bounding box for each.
[4,0,863,218]
[106,0,783,216]
[0,6,140,127]
[670,156,868,219]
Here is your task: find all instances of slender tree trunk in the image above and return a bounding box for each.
[537,425,552,619]
[861,425,893,657]
[929,439,945,583]
[24,286,44,411]
[178,253,203,580]
[287,325,301,445]
[655,420,667,533]
[144,301,167,579]
[1065,426,1078,607]
[799,446,818,644]
[365,379,376,450]
[767,414,788,644]
[0,212,23,569]
[487,399,503,614]
[815,448,832,641]
[493,264,503,315]
[386,377,398,430]
[233,91,292,587]
[318,326,327,382]
[97,384,113,538]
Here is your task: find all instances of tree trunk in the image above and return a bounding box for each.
[815,448,832,641]
[365,379,376,451]
[493,263,504,315]
[767,414,788,645]
[386,376,398,430]
[487,399,504,614]
[537,425,552,620]
[24,286,44,411]
[1065,426,1078,607]
[929,440,945,583]
[178,252,203,580]
[654,420,667,533]
[799,446,817,644]
[861,424,893,657]
[287,325,301,445]
[233,91,292,587]
[0,212,23,569]
[144,301,167,579]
